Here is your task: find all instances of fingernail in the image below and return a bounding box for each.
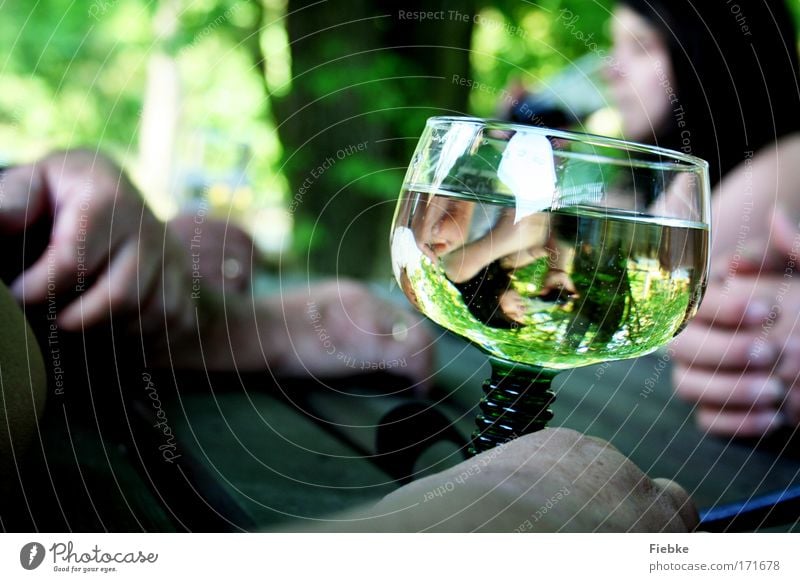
[741,242,764,264]
[750,377,784,404]
[392,320,409,342]
[749,341,777,365]
[744,301,771,324]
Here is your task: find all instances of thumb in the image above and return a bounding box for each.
[0,164,49,234]
[718,206,799,277]
[653,477,699,531]
[770,205,798,257]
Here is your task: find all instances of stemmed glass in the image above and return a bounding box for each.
[391,117,710,455]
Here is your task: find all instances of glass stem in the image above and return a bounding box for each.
[469,357,557,456]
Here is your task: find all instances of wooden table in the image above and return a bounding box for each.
[3,331,799,532]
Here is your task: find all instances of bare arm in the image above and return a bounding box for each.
[0,151,432,387]
[168,280,433,390]
[283,428,697,532]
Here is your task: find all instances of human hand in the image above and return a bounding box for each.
[0,150,194,340]
[168,213,255,294]
[266,280,433,392]
[329,428,697,532]
[670,136,800,437]
[672,267,800,437]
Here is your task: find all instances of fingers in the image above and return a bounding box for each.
[673,353,800,438]
[542,269,578,296]
[776,337,800,384]
[12,210,125,305]
[743,208,800,273]
[712,208,800,279]
[0,164,49,233]
[11,241,80,303]
[673,332,800,437]
[158,245,196,337]
[58,240,151,330]
[295,280,435,388]
[4,151,195,345]
[696,281,771,328]
[694,278,773,327]
[9,161,131,303]
[672,342,792,437]
[652,478,699,531]
[61,232,193,337]
[695,406,785,438]
[673,365,784,408]
[350,288,433,384]
[671,323,777,370]
[770,206,799,257]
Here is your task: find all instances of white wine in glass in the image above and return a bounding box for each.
[391,117,711,454]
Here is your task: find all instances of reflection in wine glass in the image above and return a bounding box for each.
[411,200,581,330]
[391,117,710,454]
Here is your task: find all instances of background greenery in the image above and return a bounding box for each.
[2,0,799,277]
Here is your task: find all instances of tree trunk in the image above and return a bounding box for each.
[270,0,475,278]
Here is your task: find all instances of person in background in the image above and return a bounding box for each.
[608,0,800,183]
[602,0,800,437]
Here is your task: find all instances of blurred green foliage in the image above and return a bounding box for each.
[1,0,798,276]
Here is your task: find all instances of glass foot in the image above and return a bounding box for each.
[469,357,557,456]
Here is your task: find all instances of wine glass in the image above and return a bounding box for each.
[390,116,710,455]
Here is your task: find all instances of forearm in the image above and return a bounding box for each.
[282,447,550,532]
[164,289,286,372]
[283,429,697,533]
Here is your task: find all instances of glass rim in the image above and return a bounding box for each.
[426,116,710,172]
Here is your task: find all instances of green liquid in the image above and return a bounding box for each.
[393,192,708,369]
